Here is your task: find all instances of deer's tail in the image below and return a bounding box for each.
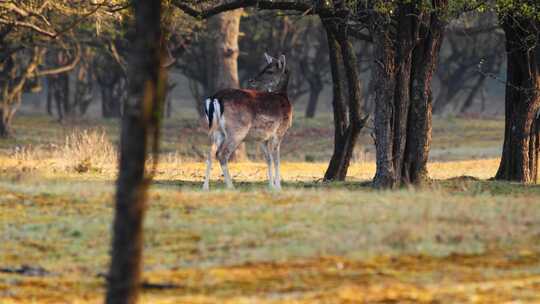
[204,98,225,132]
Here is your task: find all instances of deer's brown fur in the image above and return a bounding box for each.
[203,54,292,190]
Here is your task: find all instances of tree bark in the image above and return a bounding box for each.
[372,1,447,188]
[495,14,540,184]
[402,13,444,184]
[323,21,348,181]
[105,0,164,303]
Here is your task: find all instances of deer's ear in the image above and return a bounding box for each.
[279,54,286,71]
[264,52,273,64]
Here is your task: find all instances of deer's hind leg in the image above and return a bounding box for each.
[216,130,248,189]
[203,133,223,190]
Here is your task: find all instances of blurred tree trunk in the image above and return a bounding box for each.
[105,0,164,302]
[305,79,323,118]
[495,14,540,184]
[98,76,125,118]
[96,53,126,118]
[372,1,447,188]
[459,74,487,113]
[0,48,42,137]
[208,9,247,161]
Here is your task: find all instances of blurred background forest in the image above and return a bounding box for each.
[8,3,506,127]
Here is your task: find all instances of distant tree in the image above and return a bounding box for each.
[105,0,166,303]
[368,1,452,188]
[0,1,124,135]
[433,12,505,114]
[495,1,540,183]
[46,44,95,121]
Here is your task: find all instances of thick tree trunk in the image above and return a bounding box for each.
[105,0,164,303]
[208,9,247,161]
[402,15,444,184]
[495,15,540,183]
[372,28,398,188]
[372,1,447,188]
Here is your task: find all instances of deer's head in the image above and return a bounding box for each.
[247,53,289,93]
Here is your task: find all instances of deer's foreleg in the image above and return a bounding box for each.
[272,139,282,190]
[260,141,275,189]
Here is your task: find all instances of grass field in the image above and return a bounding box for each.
[1,113,540,303]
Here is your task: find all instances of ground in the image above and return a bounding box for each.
[1,113,540,303]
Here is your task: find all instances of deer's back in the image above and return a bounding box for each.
[212,89,292,140]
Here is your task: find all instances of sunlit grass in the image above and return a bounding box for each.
[1,114,539,303]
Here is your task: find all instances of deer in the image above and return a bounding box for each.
[202,53,292,190]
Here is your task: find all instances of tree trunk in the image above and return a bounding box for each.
[105,0,164,303]
[305,82,322,118]
[208,9,247,161]
[322,18,366,181]
[459,75,486,114]
[46,77,54,115]
[372,1,447,188]
[372,27,398,188]
[495,15,540,184]
[0,108,13,138]
[100,79,125,118]
[402,14,444,184]
[323,21,348,181]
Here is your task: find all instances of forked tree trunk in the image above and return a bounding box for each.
[105,0,164,302]
[208,9,247,161]
[495,15,540,184]
[322,19,366,181]
[372,1,447,188]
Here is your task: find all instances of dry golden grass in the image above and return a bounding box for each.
[1,114,540,303]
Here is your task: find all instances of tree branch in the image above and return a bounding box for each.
[0,17,56,38]
[172,0,311,19]
[35,43,81,77]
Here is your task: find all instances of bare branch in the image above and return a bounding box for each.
[0,17,57,38]
[35,43,81,77]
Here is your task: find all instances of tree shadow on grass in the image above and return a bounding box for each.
[152,179,374,192]
[153,177,540,197]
